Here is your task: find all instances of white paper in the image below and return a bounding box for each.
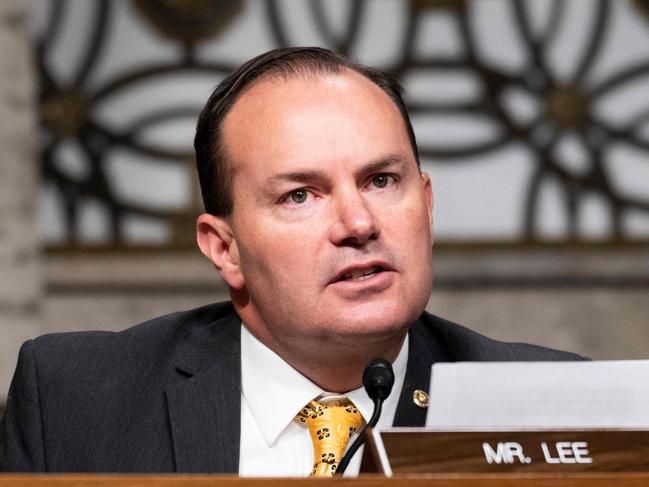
[426,361,649,428]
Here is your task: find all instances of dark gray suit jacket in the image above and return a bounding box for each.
[0,301,582,472]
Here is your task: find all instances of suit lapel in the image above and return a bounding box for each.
[393,319,450,427]
[166,309,241,473]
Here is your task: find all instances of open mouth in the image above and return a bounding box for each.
[334,265,385,283]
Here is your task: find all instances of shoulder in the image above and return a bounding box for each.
[23,301,237,381]
[31,301,234,350]
[414,311,586,362]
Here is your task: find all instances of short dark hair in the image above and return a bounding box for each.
[194,46,419,216]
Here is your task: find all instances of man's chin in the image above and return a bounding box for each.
[325,304,416,339]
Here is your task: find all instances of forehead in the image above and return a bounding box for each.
[221,70,413,184]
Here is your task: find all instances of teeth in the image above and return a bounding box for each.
[343,266,382,281]
[350,273,374,281]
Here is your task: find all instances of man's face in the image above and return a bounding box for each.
[216,70,433,351]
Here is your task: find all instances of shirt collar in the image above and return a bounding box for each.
[240,323,409,446]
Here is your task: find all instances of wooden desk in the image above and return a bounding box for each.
[2,474,649,486]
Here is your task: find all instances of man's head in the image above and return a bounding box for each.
[195,47,433,387]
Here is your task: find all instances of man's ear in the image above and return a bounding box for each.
[421,172,434,230]
[196,213,245,289]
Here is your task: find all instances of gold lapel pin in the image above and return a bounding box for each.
[413,389,429,408]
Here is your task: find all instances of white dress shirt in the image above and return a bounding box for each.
[239,323,408,477]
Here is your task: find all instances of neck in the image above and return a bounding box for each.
[234,298,407,392]
[268,329,405,392]
[289,338,405,392]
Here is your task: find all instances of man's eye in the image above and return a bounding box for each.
[372,174,390,188]
[289,189,308,204]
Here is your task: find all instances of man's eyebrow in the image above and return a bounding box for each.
[269,169,326,184]
[361,154,409,173]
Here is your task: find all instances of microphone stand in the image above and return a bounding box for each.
[335,395,383,475]
[336,357,394,476]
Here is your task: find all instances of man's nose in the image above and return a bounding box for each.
[329,190,380,246]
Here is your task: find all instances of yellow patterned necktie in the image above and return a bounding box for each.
[296,397,364,476]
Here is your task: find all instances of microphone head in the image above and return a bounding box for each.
[362,357,395,401]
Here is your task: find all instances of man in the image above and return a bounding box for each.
[0,47,581,474]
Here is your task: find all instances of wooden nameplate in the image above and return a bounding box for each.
[363,427,649,475]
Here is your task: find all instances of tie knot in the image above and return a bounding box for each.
[296,397,364,476]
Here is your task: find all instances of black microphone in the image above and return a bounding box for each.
[336,357,395,476]
[362,357,395,402]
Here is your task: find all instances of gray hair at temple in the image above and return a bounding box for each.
[194,46,420,216]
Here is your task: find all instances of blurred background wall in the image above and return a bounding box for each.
[1,0,649,406]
